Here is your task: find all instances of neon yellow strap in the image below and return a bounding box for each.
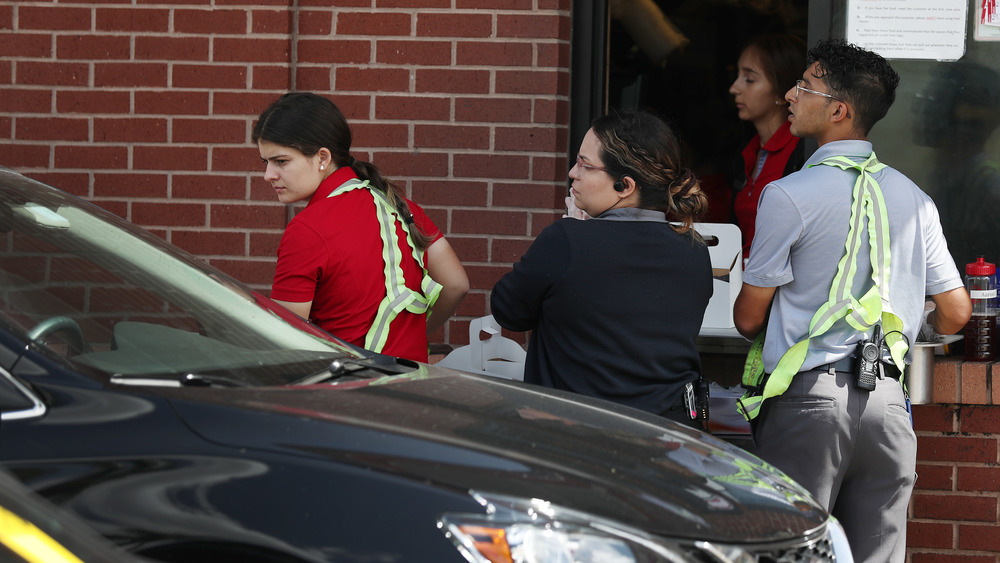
[0,506,86,563]
[330,180,442,353]
[738,152,908,421]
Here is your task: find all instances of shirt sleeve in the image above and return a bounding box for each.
[922,198,965,295]
[270,220,327,303]
[490,222,571,332]
[743,183,802,288]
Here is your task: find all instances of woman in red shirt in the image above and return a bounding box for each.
[729,34,806,263]
[253,93,468,362]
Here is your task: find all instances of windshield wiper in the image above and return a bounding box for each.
[295,354,419,385]
[110,373,249,388]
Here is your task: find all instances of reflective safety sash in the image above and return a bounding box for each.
[738,152,909,421]
[329,180,442,353]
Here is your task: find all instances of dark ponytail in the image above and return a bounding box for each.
[253,92,433,250]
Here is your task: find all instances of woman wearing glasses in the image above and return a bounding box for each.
[728,34,806,262]
[490,110,712,428]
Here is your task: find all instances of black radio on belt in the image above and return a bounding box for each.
[854,324,883,391]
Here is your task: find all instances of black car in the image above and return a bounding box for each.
[0,167,852,562]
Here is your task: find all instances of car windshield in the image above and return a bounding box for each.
[0,169,359,386]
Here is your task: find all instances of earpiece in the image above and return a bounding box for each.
[614,177,626,192]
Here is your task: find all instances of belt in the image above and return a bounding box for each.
[818,356,901,380]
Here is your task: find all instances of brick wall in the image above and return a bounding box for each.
[908,358,1000,562]
[0,0,572,348]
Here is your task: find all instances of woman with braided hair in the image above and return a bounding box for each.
[254,92,468,362]
[491,109,713,427]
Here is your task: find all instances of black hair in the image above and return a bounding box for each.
[807,39,900,136]
[252,92,432,250]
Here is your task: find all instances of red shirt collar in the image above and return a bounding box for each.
[310,166,361,205]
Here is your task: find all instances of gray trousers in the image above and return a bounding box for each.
[754,368,916,563]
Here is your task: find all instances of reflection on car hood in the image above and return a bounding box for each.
[169,366,825,543]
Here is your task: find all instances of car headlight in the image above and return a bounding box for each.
[438,491,744,563]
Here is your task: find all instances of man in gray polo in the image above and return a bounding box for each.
[733,39,971,562]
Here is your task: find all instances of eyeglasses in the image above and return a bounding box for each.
[575,156,611,174]
[793,79,845,103]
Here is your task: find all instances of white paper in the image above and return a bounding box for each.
[848,0,968,60]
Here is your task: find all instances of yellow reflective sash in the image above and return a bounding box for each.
[330,180,442,353]
[739,152,908,421]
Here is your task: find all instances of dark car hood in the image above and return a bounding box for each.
[168,366,825,543]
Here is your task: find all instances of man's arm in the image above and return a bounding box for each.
[929,286,972,335]
[734,283,777,340]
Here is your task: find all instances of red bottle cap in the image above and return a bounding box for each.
[966,256,996,276]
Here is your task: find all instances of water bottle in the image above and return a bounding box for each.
[964,256,998,361]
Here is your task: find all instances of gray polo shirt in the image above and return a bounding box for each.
[744,139,963,372]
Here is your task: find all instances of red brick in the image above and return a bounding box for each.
[493,183,563,209]
[249,232,283,257]
[457,41,532,66]
[416,69,490,94]
[0,33,53,58]
[175,64,248,89]
[537,42,570,67]
[252,66,292,90]
[93,173,168,199]
[495,125,564,152]
[958,523,1000,551]
[212,92,277,116]
[173,119,245,144]
[496,69,568,95]
[411,181,488,207]
[0,89,53,113]
[452,210,527,236]
[208,258,275,286]
[295,10,330,35]
[915,463,955,490]
[171,230,246,256]
[58,90,131,114]
[913,404,958,432]
[20,6,92,30]
[94,118,168,143]
[530,211,561,235]
[456,97,532,123]
[458,0,532,8]
[918,436,998,464]
[465,264,510,294]
[911,555,994,563]
[912,493,996,521]
[172,174,249,201]
[0,5,11,30]
[455,291,487,318]
[376,95,451,121]
[133,146,207,171]
[960,405,1000,434]
[297,39,370,64]
[212,147,261,173]
[135,36,210,61]
[454,153,529,180]
[337,12,412,36]
[377,40,451,66]
[135,91,210,115]
[132,202,206,227]
[175,9,249,34]
[0,61,10,85]
[417,13,492,37]
[491,238,533,263]
[94,8,168,32]
[336,67,411,93]
[0,144,51,167]
[292,66,332,91]
[56,35,130,60]
[934,358,961,403]
[537,0,570,9]
[447,236,489,263]
[94,63,168,88]
[25,173,89,196]
[497,13,566,39]
[54,145,129,169]
[381,0,450,7]
[961,361,989,405]
[906,520,955,549]
[958,465,1000,492]
[210,203,285,230]
[534,98,570,124]
[370,151,449,178]
[414,124,489,150]
[17,62,89,87]
[532,156,570,183]
[213,38,290,63]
